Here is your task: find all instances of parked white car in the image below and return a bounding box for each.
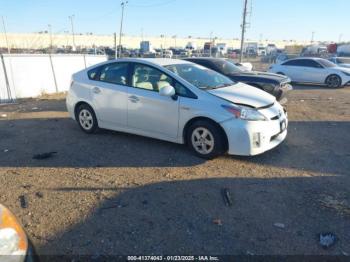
[269,57,350,88]
[67,58,288,158]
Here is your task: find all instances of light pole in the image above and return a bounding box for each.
[68,15,76,51]
[118,1,128,58]
[311,31,315,43]
[48,24,53,53]
[239,0,248,62]
[173,35,177,48]
[1,16,10,54]
[210,31,213,57]
[338,34,343,43]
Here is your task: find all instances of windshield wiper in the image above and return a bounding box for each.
[211,83,234,89]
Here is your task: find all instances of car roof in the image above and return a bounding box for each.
[118,58,192,66]
[184,57,223,62]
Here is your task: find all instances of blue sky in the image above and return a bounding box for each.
[0,0,348,41]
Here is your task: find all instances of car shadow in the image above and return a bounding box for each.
[36,176,350,257]
[0,117,349,175]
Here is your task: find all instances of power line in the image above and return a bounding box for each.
[128,0,176,8]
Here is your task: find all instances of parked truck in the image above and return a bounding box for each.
[140,41,155,54]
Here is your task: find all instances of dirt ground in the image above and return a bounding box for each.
[0,83,350,258]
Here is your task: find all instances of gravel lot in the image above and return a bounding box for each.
[0,84,350,257]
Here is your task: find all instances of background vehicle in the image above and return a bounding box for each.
[266,44,278,55]
[275,53,299,64]
[185,58,292,104]
[0,204,38,261]
[328,57,350,68]
[257,46,266,56]
[67,58,288,158]
[269,57,350,88]
[337,44,350,57]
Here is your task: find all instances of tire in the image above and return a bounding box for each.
[186,120,227,159]
[325,74,342,88]
[76,103,99,134]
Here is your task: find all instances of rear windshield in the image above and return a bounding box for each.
[318,59,337,68]
[213,60,243,74]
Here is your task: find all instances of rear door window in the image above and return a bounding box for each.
[98,63,129,85]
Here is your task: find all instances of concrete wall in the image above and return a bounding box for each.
[0,54,107,102]
[0,33,313,50]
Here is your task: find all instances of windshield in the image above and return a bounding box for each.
[318,59,337,68]
[213,60,243,75]
[164,63,235,89]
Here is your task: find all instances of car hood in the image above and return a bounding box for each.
[208,82,276,108]
[338,63,350,69]
[229,71,289,82]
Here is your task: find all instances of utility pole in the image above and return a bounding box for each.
[338,34,343,43]
[173,35,177,48]
[210,31,213,57]
[68,15,76,51]
[311,31,315,43]
[114,33,117,58]
[118,1,128,59]
[48,24,53,53]
[1,16,10,54]
[239,0,248,62]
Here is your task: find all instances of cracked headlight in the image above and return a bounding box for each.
[0,204,28,261]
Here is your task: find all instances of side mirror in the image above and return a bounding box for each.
[159,85,176,97]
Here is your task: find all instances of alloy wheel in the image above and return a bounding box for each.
[79,109,94,130]
[191,127,215,155]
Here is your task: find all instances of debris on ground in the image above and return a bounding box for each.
[32,151,57,160]
[3,149,9,153]
[19,195,28,208]
[32,107,39,110]
[35,192,44,198]
[213,219,223,226]
[273,223,285,229]
[319,233,337,249]
[221,188,233,207]
[318,194,350,216]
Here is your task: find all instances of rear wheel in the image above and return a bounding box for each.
[76,104,99,133]
[187,120,227,159]
[325,74,342,88]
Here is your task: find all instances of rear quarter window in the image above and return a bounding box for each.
[88,67,100,80]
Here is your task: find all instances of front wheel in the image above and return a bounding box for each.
[187,120,227,159]
[325,74,342,88]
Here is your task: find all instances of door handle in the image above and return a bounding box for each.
[129,95,140,102]
[92,87,101,94]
